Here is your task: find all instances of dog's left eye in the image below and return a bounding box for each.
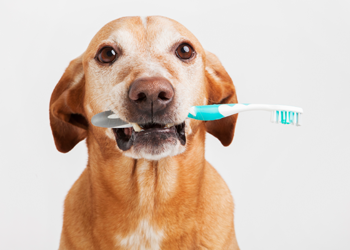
[97,47,117,64]
[175,43,195,60]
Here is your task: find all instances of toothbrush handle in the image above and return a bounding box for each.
[188,104,303,121]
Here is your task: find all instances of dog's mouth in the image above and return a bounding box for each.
[112,122,186,152]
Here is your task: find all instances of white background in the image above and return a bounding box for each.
[1,0,349,249]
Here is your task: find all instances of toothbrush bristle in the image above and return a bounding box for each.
[270,110,301,126]
[297,113,302,126]
[277,110,281,123]
[286,111,290,124]
[290,112,295,125]
[271,110,277,123]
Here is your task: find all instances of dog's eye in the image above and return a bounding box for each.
[175,43,195,60]
[97,47,117,64]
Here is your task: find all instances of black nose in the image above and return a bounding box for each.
[128,77,174,113]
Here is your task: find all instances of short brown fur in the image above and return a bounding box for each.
[50,16,239,250]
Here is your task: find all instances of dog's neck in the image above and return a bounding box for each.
[85,127,206,215]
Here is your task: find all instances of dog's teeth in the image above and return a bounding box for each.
[132,123,142,132]
[165,123,174,128]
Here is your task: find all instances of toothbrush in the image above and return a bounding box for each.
[188,104,303,125]
[91,103,303,128]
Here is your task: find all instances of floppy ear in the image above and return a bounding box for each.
[205,50,238,146]
[49,55,88,153]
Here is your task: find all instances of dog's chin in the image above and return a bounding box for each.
[123,141,186,161]
[112,122,187,161]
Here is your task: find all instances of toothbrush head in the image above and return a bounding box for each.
[271,110,302,126]
[91,111,132,128]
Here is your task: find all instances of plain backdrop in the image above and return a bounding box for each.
[1,0,349,249]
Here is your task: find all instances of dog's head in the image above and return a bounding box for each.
[49,16,238,161]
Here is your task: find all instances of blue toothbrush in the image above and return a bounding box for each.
[91,103,303,129]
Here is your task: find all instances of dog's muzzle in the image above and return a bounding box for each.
[113,77,186,152]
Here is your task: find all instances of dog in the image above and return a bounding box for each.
[50,16,239,250]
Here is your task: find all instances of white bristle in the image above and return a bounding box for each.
[292,112,296,125]
[286,111,290,124]
[297,113,302,126]
[271,111,277,123]
[277,111,281,123]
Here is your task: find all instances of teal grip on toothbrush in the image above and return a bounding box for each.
[188,103,249,121]
[188,104,225,121]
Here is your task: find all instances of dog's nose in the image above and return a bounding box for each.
[128,77,174,112]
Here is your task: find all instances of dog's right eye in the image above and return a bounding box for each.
[96,47,117,64]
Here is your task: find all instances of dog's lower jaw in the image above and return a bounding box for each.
[123,141,186,161]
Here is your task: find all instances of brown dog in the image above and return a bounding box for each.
[50,16,239,250]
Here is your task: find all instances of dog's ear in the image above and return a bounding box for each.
[49,55,88,153]
[204,50,238,146]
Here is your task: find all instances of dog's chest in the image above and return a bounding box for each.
[116,219,164,249]
[114,161,177,249]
